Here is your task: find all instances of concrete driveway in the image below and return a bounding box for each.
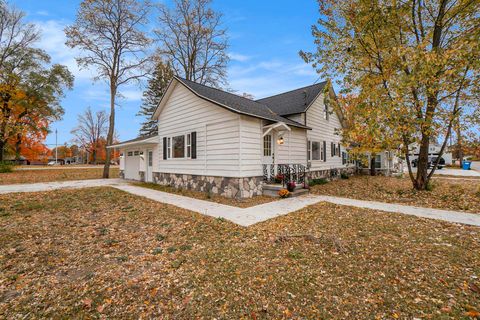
[471,161,480,171]
[406,166,480,177]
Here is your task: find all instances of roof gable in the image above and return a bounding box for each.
[256,81,328,116]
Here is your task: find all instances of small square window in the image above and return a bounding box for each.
[134,151,139,156]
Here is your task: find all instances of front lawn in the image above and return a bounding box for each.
[311,175,480,213]
[0,167,119,185]
[1,188,479,318]
[133,182,277,208]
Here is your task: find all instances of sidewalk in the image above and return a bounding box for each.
[1,180,479,227]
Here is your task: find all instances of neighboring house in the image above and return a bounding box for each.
[109,76,355,198]
[358,151,405,175]
[408,143,453,166]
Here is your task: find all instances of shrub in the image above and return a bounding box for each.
[340,172,349,179]
[278,189,290,198]
[426,181,435,191]
[309,178,328,186]
[0,161,13,173]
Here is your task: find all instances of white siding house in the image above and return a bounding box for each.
[110,77,355,198]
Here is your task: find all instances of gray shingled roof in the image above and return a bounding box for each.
[109,133,158,147]
[175,77,310,129]
[256,81,328,116]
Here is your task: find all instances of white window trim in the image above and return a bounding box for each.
[166,133,192,160]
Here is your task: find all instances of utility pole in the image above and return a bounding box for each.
[55,129,58,164]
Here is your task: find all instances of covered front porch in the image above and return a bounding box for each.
[261,121,308,186]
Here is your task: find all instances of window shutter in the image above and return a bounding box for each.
[163,137,167,160]
[323,141,327,162]
[331,142,334,157]
[307,140,311,161]
[191,131,197,159]
[338,143,341,157]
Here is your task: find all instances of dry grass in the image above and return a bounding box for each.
[132,182,277,208]
[1,187,479,319]
[311,175,480,213]
[0,167,119,185]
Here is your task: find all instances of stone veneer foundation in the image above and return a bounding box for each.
[308,167,356,181]
[153,172,264,199]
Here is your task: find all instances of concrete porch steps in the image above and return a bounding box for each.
[263,184,309,198]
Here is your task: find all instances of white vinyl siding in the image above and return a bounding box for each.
[157,83,242,177]
[239,116,263,176]
[275,126,307,165]
[306,93,347,170]
[286,113,305,125]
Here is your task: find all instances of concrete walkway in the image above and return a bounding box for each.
[112,185,480,227]
[1,180,479,227]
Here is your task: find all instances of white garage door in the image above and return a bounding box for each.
[124,152,140,180]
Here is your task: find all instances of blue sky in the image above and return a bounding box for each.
[12,0,321,146]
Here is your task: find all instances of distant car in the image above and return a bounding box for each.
[47,161,60,166]
[410,157,445,169]
[429,157,445,169]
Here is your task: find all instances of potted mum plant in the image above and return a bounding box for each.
[274,174,284,184]
[278,189,290,198]
[286,181,296,192]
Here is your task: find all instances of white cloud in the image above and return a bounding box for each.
[120,89,143,102]
[228,52,251,62]
[35,10,49,16]
[34,19,97,82]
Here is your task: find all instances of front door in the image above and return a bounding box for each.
[146,149,153,182]
[262,134,275,180]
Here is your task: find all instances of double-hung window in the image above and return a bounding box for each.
[172,135,185,158]
[312,141,321,160]
[375,154,382,169]
[164,132,196,159]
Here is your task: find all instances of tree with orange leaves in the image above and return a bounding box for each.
[0,2,73,161]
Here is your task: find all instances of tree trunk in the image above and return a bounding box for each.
[415,133,430,190]
[103,84,116,178]
[15,133,21,161]
[370,154,376,176]
[0,140,4,162]
[456,123,463,166]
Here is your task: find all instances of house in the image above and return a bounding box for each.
[358,151,405,175]
[109,76,355,198]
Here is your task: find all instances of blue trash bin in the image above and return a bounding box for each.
[462,161,472,170]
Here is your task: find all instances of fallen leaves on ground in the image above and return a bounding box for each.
[0,168,119,185]
[0,187,479,318]
[311,175,480,213]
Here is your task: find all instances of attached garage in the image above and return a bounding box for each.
[108,134,159,182]
[124,150,141,180]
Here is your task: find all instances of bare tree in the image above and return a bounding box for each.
[71,107,108,165]
[0,1,39,74]
[65,0,152,177]
[156,0,229,87]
